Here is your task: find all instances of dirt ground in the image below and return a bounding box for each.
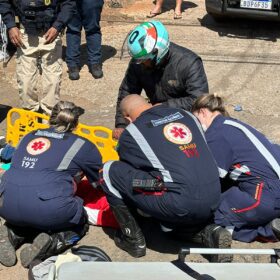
[1,0,280,279]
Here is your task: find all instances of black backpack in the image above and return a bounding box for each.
[71,245,111,262]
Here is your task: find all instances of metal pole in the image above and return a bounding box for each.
[188,248,276,255]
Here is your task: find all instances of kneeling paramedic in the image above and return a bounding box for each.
[192,94,280,243]
[100,95,231,259]
[0,101,102,268]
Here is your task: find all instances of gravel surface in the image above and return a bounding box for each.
[1,1,280,279]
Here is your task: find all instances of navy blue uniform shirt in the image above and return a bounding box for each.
[0,0,76,31]
[118,105,220,196]
[0,128,102,229]
[205,115,280,189]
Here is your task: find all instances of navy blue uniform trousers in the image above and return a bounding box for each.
[215,178,280,242]
[102,161,217,227]
[66,0,104,67]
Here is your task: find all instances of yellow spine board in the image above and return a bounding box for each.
[6,108,119,162]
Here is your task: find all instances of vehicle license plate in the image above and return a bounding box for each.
[240,0,272,10]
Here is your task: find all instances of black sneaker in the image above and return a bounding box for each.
[68,66,80,80]
[0,225,17,267]
[20,233,52,268]
[89,64,103,79]
[114,229,146,258]
[271,218,280,240]
[201,224,232,263]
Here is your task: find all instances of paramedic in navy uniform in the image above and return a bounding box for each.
[100,94,232,259]
[0,101,102,268]
[192,94,280,243]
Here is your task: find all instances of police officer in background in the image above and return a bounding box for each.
[101,94,232,261]
[0,101,102,268]
[0,0,75,115]
[113,20,209,139]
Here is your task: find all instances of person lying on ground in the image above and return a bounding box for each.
[100,94,232,262]
[0,101,102,268]
[113,20,208,139]
[192,94,280,243]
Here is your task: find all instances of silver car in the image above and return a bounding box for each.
[206,0,280,21]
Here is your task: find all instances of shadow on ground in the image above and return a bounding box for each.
[103,217,202,255]
[199,14,280,42]
[62,44,117,67]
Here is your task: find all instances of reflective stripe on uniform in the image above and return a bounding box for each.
[103,161,122,199]
[185,111,221,176]
[230,164,250,181]
[224,120,280,179]
[185,111,206,142]
[218,167,228,178]
[126,123,173,183]
[57,138,85,170]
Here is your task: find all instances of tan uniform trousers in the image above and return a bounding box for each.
[16,29,62,115]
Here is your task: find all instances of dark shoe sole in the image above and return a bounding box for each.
[271,218,280,240]
[69,74,80,80]
[91,72,103,79]
[0,225,17,267]
[211,229,233,263]
[20,233,51,268]
[114,231,146,258]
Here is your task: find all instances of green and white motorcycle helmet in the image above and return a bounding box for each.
[121,21,170,65]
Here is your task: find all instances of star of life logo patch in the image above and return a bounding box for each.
[163,123,192,145]
[26,137,51,155]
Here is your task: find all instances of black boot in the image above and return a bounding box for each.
[89,64,103,79]
[0,224,26,267]
[200,224,232,263]
[111,204,146,258]
[68,66,80,80]
[271,218,280,240]
[20,223,89,268]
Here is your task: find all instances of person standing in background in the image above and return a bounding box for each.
[0,0,76,115]
[66,0,104,80]
[147,0,183,19]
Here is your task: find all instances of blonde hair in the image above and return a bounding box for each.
[192,94,230,117]
[49,101,84,133]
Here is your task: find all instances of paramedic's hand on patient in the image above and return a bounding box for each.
[112,128,124,140]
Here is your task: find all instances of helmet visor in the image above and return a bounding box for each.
[120,22,158,64]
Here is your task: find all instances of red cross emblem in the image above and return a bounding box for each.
[170,126,187,139]
[31,141,45,151]
[164,123,192,145]
[26,137,51,155]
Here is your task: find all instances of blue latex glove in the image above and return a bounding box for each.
[0,144,15,162]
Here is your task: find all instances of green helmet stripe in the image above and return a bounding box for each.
[134,49,148,58]
[142,22,152,28]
